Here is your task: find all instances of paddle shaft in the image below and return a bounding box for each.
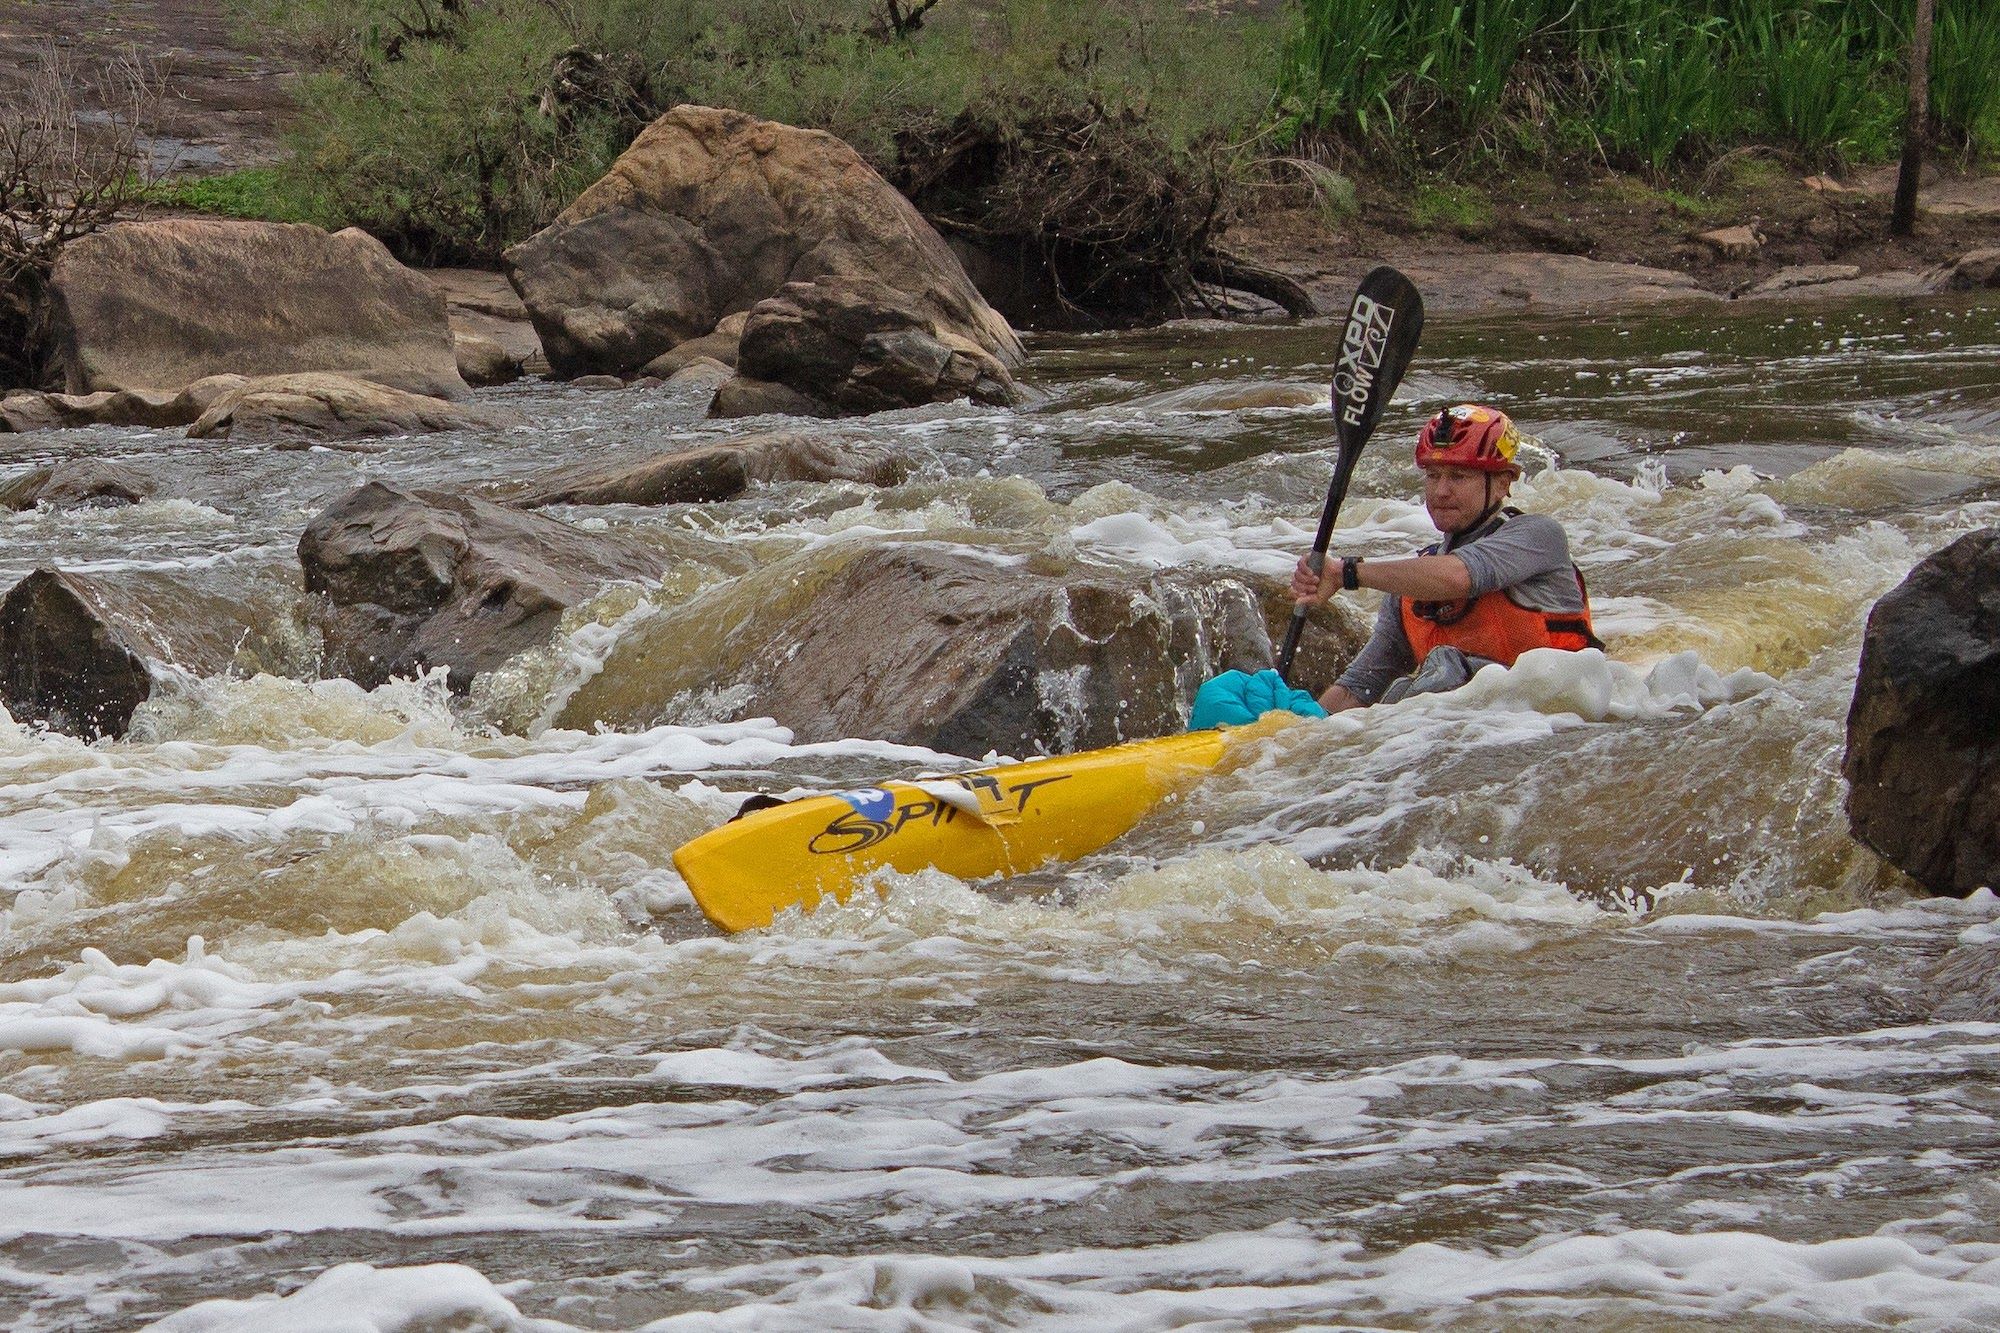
[1274,448,1364,679]
[1275,267,1424,683]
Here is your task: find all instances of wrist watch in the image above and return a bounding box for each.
[1341,556,1364,591]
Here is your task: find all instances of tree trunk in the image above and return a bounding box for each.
[1891,0,1936,238]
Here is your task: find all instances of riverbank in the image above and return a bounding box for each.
[8,0,1998,328]
[1229,159,2000,316]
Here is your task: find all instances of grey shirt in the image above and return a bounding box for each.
[1334,512,1585,705]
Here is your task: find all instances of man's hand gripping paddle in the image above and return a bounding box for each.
[1275,266,1425,683]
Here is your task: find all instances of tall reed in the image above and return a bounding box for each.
[1276,0,1967,173]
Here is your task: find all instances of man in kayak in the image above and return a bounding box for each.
[1288,402,1601,711]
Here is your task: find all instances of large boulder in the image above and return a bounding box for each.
[300,482,665,691]
[554,542,1296,755]
[503,104,1023,413]
[1845,529,2000,895]
[0,568,257,738]
[517,431,901,508]
[47,220,468,400]
[188,372,512,444]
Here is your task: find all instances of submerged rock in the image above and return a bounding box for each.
[0,568,253,738]
[0,459,155,510]
[504,104,1022,414]
[517,431,900,508]
[555,543,1298,755]
[188,372,512,444]
[300,482,665,691]
[1845,528,2000,896]
[48,219,468,399]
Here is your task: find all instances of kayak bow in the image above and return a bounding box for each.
[673,726,1265,932]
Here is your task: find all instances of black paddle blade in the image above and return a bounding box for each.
[1332,265,1425,461]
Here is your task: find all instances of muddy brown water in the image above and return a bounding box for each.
[2,295,1999,1330]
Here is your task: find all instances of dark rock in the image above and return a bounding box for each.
[730,277,1020,417]
[0,569,253,738]
[554,543,1288,755]
[503,103,1021,412]
[1936,248,2000,291]
[300,481,665,691]
[1844,528,2000,895]
[517,431,901,508]
[0,460,155,510]
[188,372,513,443]
[48,220,468,399]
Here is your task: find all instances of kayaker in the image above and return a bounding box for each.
[1289,402,1601,711]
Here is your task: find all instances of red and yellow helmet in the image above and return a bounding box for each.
[1415,404,1521,474]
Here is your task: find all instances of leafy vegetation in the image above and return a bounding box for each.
[176,0,2000,319]
[1277,0,2000,175]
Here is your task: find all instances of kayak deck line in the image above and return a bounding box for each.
[672,720,1295,933]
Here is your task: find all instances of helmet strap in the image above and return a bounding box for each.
[1446,476,1507,543]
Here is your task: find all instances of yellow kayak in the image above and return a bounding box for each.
[673,726,1264,932]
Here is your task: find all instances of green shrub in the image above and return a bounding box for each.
[230,0,1275,268]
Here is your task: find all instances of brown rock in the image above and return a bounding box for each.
[709,375,832,420]
[1844,528,2000,896]
[569,375,627,390]
[554,543,1281,755]
[187,372,512,443]
[299,481,665,691]
[0,568,256,738]
[1739,264,1863,297]
[453,329,522,387]
[48,220,468,399]
[503,104,1021,412]
[663,356,735,393]
[640,329,741,378]
[1698,225,1763,260]
[1936,249,2000,291]
[0,460,154,510]
[517,431,901,508]
[0,375,248,433]
[1310,253,1717,315]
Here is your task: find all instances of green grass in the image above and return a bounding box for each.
[138,168,313,222]
[1276,0,1943,175]
[1411,182,1492,232]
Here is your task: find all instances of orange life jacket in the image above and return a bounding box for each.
[1399,512,1600,666]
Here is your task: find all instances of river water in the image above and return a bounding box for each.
[3,295,1999,1330]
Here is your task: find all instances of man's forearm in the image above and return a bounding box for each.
[1352,553,1472,601]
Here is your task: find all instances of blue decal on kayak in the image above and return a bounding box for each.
[837,787,896,822]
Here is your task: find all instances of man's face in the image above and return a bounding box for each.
[1423,464,1513,535]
